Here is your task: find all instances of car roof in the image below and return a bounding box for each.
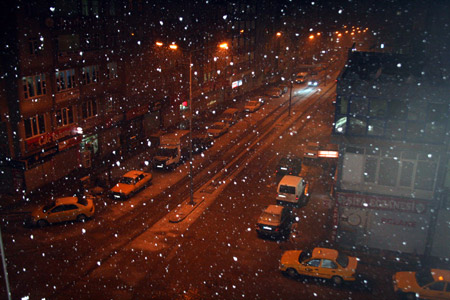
[279,175,304,185]
[264,205,284,214]
[223,108,238,114]
[312,247,338,260]
[431,269,450,282]
[124,170,143,178]
[55,197,78,205]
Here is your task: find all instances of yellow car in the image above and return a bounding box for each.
[110,170,152,200]
[28,196,95,227]
[279,247,358,285]
[393,268,450,300]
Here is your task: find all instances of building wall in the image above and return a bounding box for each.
[332,51,449,258]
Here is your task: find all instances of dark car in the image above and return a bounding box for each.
[256,205,292,238]
[192,133,214,153]
[276,156,302,176]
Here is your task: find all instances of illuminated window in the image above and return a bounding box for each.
[24,114,46,138]
[22,74,46,99]
[82,100,97,119]
[55,69,75,91]
[82,65,99,85]
[56,106,74,127]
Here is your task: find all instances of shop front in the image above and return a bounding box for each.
[335,192,430,255]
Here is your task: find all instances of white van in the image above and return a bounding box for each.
[276,175,309,206]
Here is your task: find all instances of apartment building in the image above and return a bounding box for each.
[331,51,450,259]
[0,0,268,196]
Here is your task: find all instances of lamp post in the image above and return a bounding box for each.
[162,42,228,205]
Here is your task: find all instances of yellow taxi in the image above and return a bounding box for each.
[393,268,450,300]
[110,170,152,200]
[279,247,358,285]
[28,196,95,227]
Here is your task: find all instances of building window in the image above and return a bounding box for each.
[414,161,437,191]
[349,97,368,116]
[367,119,384,136]
[82,100,97,119]
[22,74,46,99]
[24,114,46,138]
[348,116,367,135]
[29,37,44,55]
[107,62,118,80]
[56,106,74,127]
[82,65,99,85]
[56,69,76,92]
[378,158,399,186]
[369,98,387,118]
[82,0,99,16]
[364,157,378,183]
[399,161,415,187]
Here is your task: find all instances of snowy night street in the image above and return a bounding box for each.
[1,1,449,300]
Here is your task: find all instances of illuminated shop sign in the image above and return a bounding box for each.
[232,80,242,89]
[337,192,427,214]
[26,126,76,152]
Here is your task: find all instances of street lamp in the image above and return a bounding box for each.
[166,42,228,205]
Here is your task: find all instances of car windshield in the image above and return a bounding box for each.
[336,252,349,268]
[119,177,135,185]
[77,195,88,206]
[279,185,295,194]
[42,201,56,213]
[415,270,435,287]
[259,212,280,223]
[278,158,290,166]
[298,250,312,263]
[156,147,177,157]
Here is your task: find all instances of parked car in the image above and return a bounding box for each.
[295,72,308,84]
[393,268,450,300]
[265,87,283,98]
[110,170,152,200]
[279,247,358,285]
[220,108,241,125]
[276,156,302,176]
[248,95,268,104]
[27,195,95,227]
[256,205,292,238]
[192,132,214,153]
[207,121,229,138]
[280,248,358,285]
[244,100,262,113]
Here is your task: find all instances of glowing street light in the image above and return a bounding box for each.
[219,42,229,50]
[168,42,228,205]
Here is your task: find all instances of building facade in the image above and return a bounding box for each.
[0,0,272,197]
[332,51,450,259]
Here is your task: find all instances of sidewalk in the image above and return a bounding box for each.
[0,137,161,217]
